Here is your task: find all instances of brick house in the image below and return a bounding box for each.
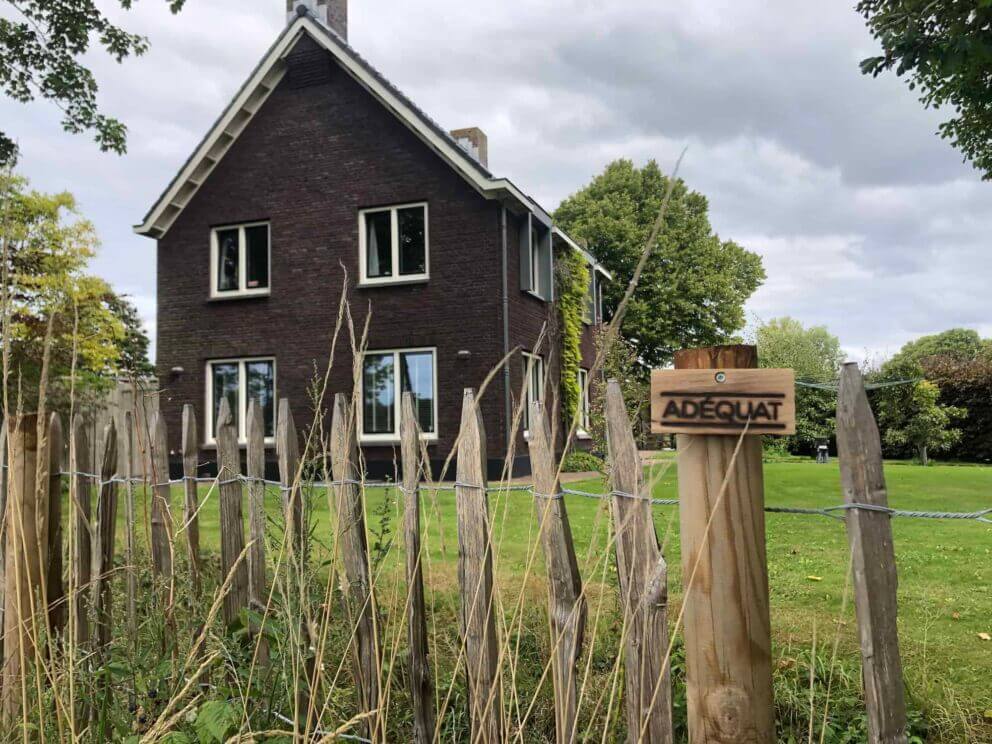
[135,0,610,477]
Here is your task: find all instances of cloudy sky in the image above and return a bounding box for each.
[2,0,989,362]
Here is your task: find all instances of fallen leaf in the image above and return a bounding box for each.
[806,576,823,582]
[978,632,991,641]
[951,612,961,620]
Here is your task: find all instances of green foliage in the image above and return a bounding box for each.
[857,0,992,180]
[755,317,844,453]
[879,379,965,465]
[0,171,150,410]
[555,246,589,430]
[107,292,155,377]
[193,700,239,743]
[0,0,186,164]
[587,329,647,454]
[560,450,603,473]
[888,328,991,368]
[923,355,992,462]
[554,159,765,369]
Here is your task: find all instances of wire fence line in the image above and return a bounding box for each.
[40,468,992,526]
[795,378,921,392]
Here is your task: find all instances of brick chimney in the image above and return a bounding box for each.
[450,127,488,168]
[287,0,347,40]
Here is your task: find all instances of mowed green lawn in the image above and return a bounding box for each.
[152,457,992,735]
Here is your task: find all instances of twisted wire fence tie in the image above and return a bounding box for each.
[327,478,362,488]
[532,491,565,501]
[454,481,485,490]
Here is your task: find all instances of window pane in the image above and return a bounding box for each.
[398,206,426,276]
[363,353,395,434]
[245,225,269,290]
[246,360,275,437]
[531,227,541,292]
[212,362,239,437]
[578,370,589,429]
[400,351,434,433]
[365,211,392,278]
[585,276,595,322]
[216,229,239,292]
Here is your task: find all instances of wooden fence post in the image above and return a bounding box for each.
[46,413,66,638]
[216,398,249,627]
[246,399,269,664]
[0,420,6,665]
[277,399,304,560]
[604,381,672,743]
[330,393,381,741]
[69,414,92,650]
[527,400,586,744]
[182,404,202,596]
[455,388,502,744]
[149,412,174,583]
[122,411,138,656]
[673,345,774,742]
[91,420,118,653]
[836,362,907,744]
[1,414,45,722]
[400,393,435,744]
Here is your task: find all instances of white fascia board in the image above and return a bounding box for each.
[552,226,613,281]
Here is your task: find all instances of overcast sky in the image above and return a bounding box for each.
[2,0,989,363]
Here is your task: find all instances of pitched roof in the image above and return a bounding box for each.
[134,9,610,279]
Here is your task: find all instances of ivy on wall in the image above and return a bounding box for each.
[556,248,590,430]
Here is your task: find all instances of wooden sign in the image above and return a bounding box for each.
[651,368,795,436]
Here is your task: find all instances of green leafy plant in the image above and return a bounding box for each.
[556,246,589,431]
[560,450,603,473]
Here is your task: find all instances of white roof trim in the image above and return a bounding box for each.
[135,14,551,238]
[553,227,613,281]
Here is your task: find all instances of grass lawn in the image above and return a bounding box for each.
[147,456,991,740]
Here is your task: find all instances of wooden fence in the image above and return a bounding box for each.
[0,349,909,743]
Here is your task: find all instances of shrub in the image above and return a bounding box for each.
[560,450,604,473]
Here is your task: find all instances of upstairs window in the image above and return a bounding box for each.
[360,347,437,441]
[210,222,270,298]
[582,272,596,325]
[359,203,429,285]
[520,215,552,301]
[205,357,276,444]
[522,351,545,436]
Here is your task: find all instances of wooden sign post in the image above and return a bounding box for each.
[653,346,791,743]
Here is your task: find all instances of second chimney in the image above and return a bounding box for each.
[450,127,489,169]
[287,0,347,40]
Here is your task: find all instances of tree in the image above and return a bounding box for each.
[0,171,145,411]
[889,327,990,367]
[0,0,186,165]
[554,160,765,370]
[754,317,844,453]
[857,0,992,180]
[106,292,154,377]
[924,355,992,462]
[879,379,964,466]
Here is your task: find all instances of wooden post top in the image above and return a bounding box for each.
[674,344,757,370]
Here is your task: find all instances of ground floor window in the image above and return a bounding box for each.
[577,368,591,436]
[205,357,275,444]
[360,347,437,441]
[522,351,545,436]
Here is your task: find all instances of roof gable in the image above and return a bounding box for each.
[135,14,551,238]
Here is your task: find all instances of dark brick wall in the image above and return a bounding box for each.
[157,34,512,476]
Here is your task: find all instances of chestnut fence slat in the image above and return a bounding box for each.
[216,398,249,627]
[122,411,138,649]
[330,393,381,742]
[604,381,673,744]
[46,413,65,638]
[181,404,202,597]
[69,414,91,650]
[277,398,304,561]
[455,388,502,744]
[246,399,269,665]
[526,399,586,744]
[149,412,174,583]
[92,420,118,654]
[1,414,43,722]
[837,363,908,744]
[400,393,434,744]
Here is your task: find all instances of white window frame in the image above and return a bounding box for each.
[577,368,591,438]
[204,356,277,445]
[522,351,545,439]
[209,221,271,299]
[358,346,438,443]
[358,202,430,286]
